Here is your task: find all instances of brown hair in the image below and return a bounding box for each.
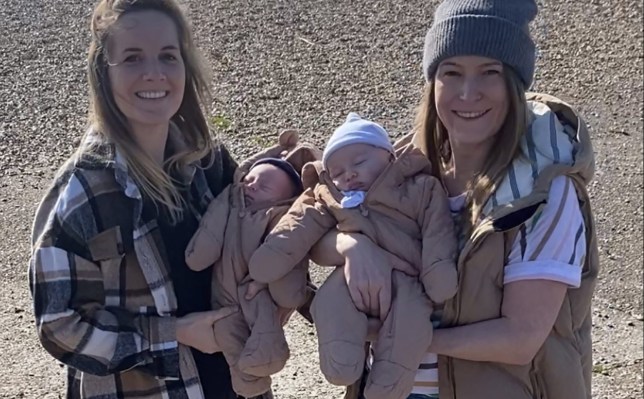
[81,0,214,223]
[413,66,529,235]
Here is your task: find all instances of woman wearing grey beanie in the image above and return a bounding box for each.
[312,0,598,398]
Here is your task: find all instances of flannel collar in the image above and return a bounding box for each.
[75,123,198,201]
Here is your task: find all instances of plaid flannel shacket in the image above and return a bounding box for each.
[28,127,239,399]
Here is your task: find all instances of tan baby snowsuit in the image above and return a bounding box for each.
[247,143,458,399]
[185,131,321,398]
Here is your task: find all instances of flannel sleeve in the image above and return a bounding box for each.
[28,172,180,378]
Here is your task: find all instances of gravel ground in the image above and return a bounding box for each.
[1,0,642,398]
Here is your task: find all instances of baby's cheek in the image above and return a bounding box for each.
[332,179,345,191]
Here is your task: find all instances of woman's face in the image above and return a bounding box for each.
[434,55,509,149]
[106,10,185,132]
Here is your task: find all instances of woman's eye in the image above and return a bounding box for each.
[161,53,178,62]
[443,70,461,77]
[123,54,141,63]
[483,69,501,76]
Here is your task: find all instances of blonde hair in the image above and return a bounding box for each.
[81,0,214,223]
[413,66,529,236]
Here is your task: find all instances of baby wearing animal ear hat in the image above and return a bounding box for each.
[185,130,321,398]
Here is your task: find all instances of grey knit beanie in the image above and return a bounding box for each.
[423,0,538,89]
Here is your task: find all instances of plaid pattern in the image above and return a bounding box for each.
[28,127,244,398]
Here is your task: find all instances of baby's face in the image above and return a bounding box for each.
[243,163,295,205]
[326,143,392,192]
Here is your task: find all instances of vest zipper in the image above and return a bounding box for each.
[449,357,456,399]
[451,218,495,323]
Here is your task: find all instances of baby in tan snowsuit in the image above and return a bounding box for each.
[247,113,458,399]
[184,131,320,398]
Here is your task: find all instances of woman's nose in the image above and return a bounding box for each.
[459,77,482,101]
[142,59,167,81]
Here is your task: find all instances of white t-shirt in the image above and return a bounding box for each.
[411,175,587,396]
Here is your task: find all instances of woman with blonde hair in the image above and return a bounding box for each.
[28,1,274,398]
[314,0,599,398]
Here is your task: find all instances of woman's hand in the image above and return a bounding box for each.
[176,307,238,354]
[309,230,346,266]
[340,233,417,321]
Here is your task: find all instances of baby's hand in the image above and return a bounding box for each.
[245,280,268,300]
[243,279,295,327]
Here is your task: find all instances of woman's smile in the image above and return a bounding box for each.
[135,90,169,99]
[453,109,490,120]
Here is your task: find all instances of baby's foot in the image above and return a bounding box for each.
[363,360,416,399]
[318,340,366,386]
[229,367,272,398]
[237,330,289,376]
